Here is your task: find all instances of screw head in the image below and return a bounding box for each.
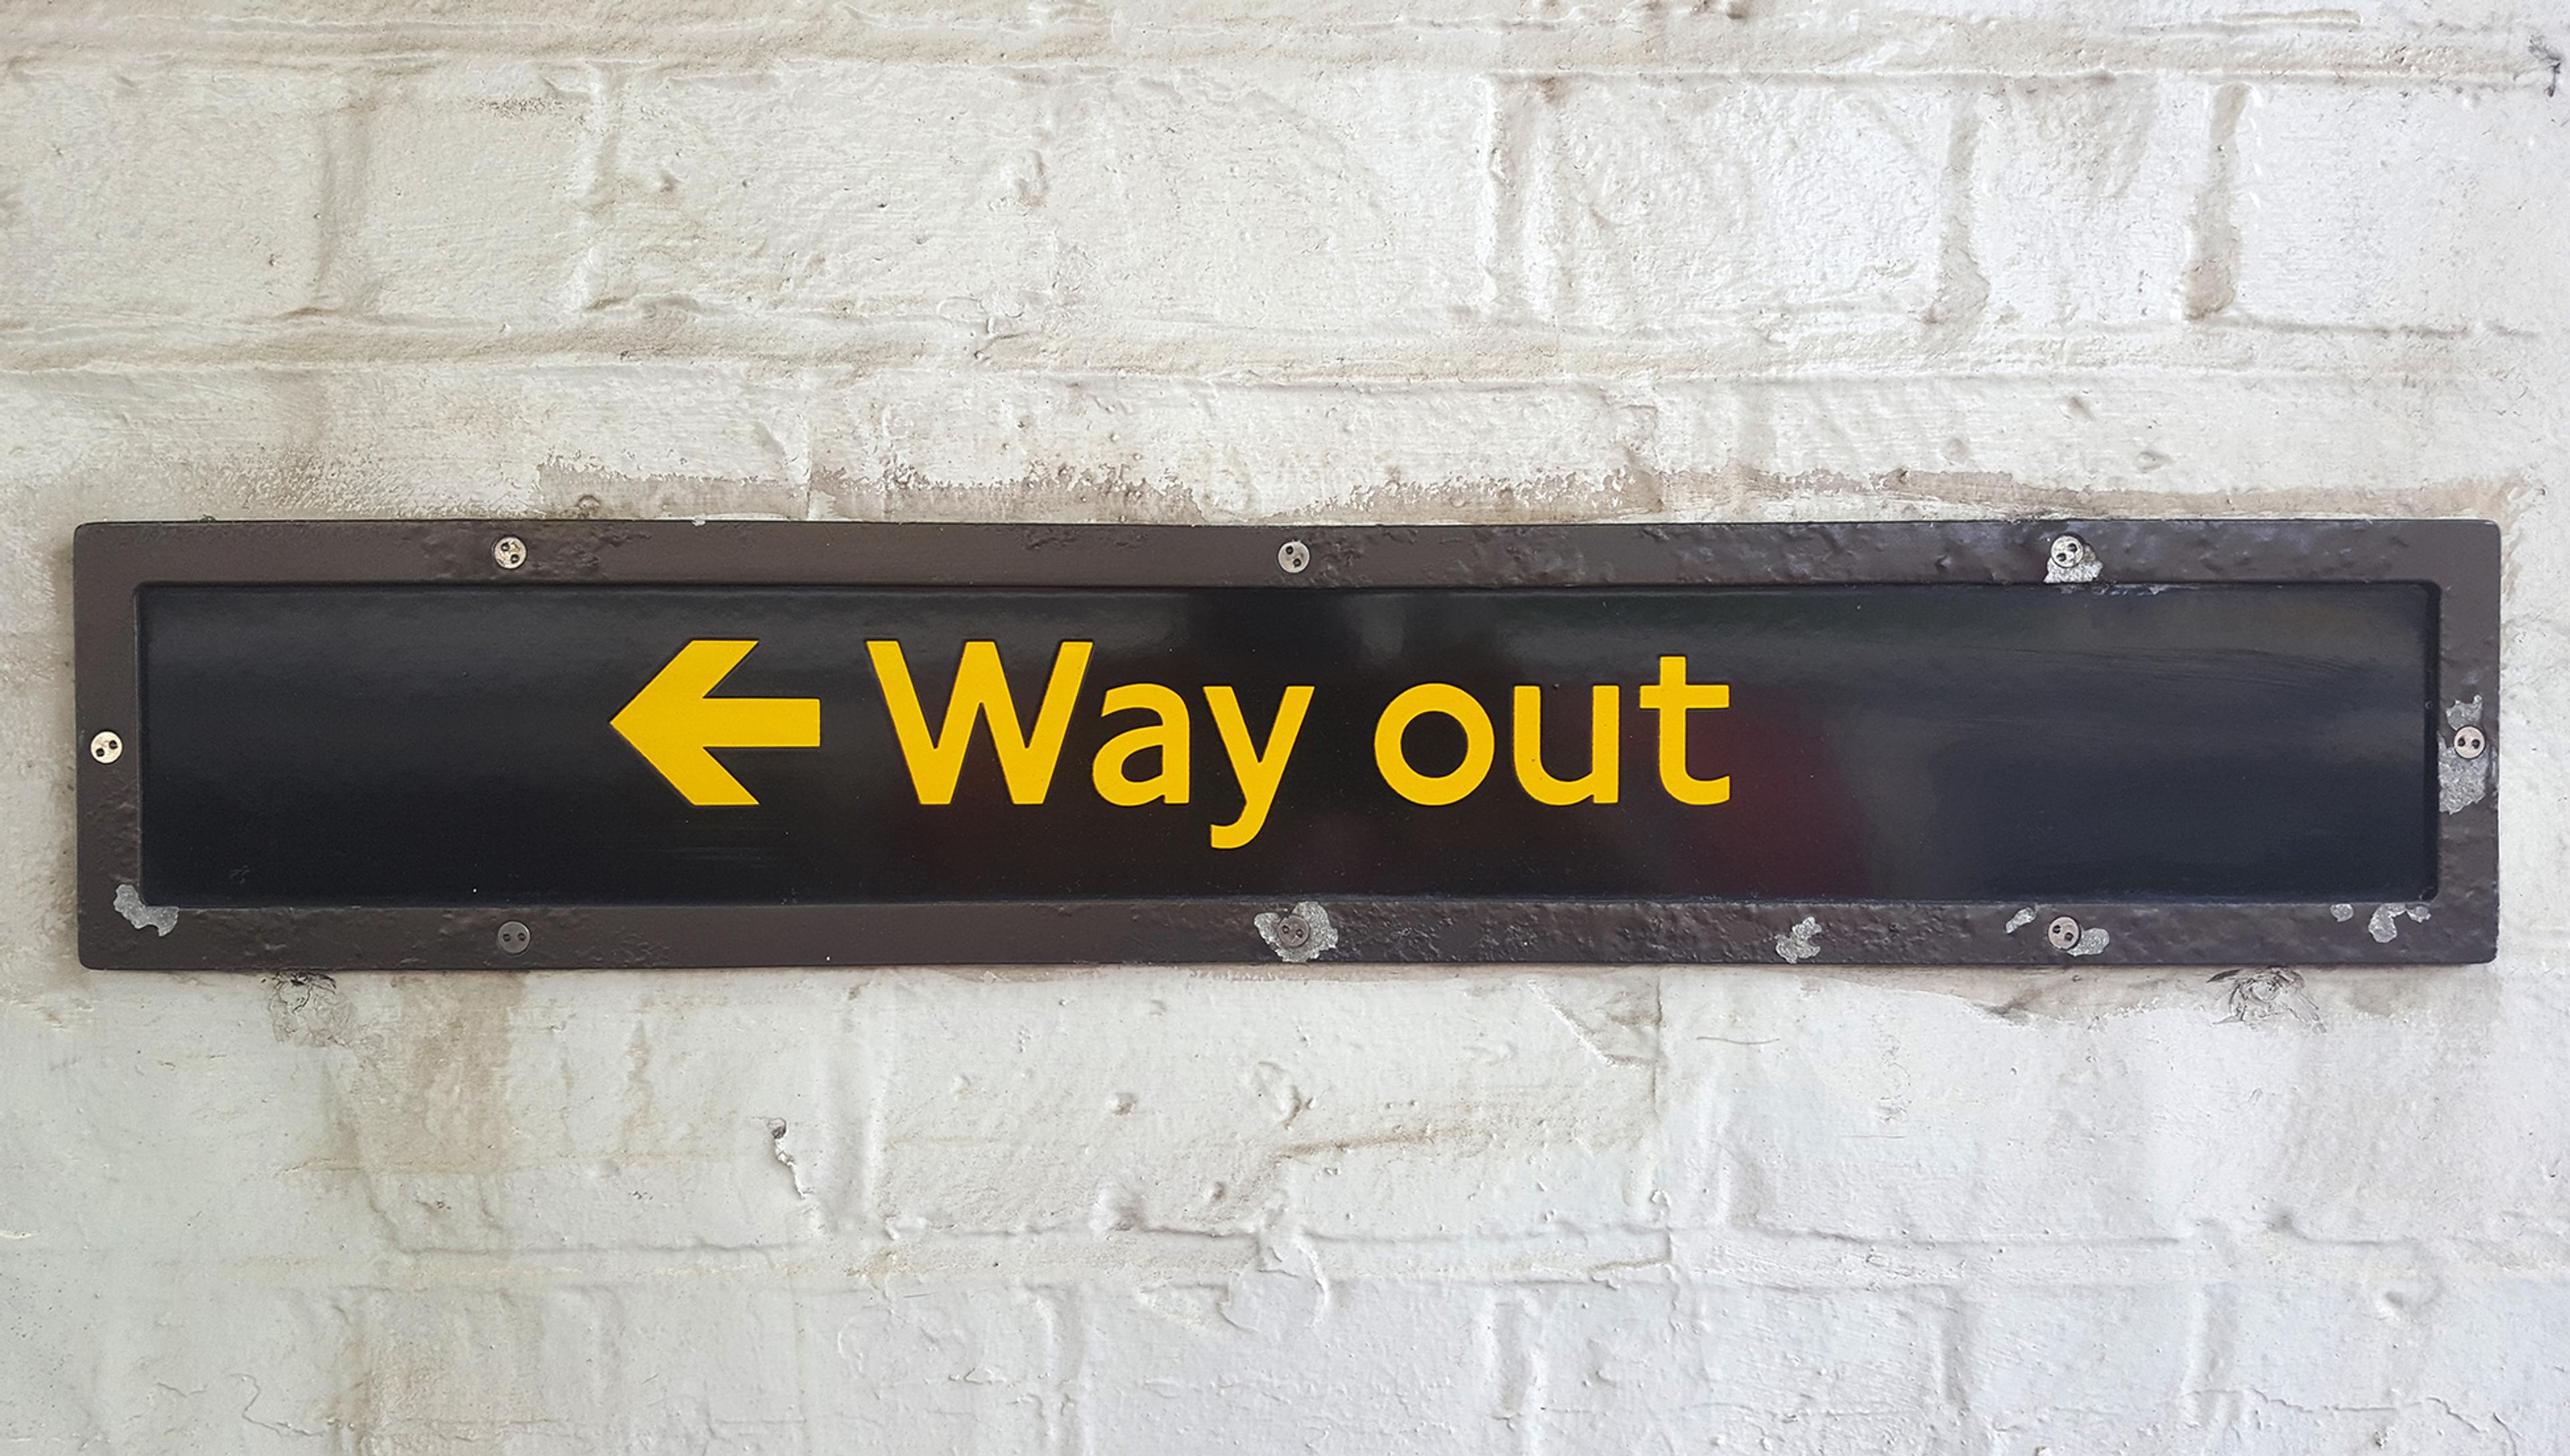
[2047,915,2082,951]
[2454,725,2486,759]
[88,730,123,764]
[496,920,532,955]
[1270,913,1312,948]
[492,535,528,571]
[2048,536,2088,572]
[1277,539,1310,575]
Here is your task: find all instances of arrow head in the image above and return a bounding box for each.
[612,640,821,806]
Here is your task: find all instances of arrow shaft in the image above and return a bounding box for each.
[686,696,820,749]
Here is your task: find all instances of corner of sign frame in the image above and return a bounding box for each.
[71,517,126,569]
[75,903,134,972]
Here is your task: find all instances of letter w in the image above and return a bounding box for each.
[867,640,1094,804]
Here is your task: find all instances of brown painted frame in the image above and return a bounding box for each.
[74,518,2500,970]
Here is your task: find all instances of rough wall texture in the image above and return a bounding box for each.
[3,1,2567,1451]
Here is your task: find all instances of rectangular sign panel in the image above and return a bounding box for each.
[76,519,2498,969]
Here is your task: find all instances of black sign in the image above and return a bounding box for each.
[76,520,2498,969]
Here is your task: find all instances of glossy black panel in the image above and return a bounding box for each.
[138,582,2435,907]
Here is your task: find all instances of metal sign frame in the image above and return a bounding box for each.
[75,518,2499,970]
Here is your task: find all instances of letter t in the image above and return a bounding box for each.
[1636,655,1731,805]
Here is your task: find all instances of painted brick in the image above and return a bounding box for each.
[734,370,1650,521]
[350,65,599,323]
[1969,78,2214,327]
[1717,373,2563,503]
[1507,80,1946,332]
[606,63,1055,323]
[13,1279,1070,1451]
[0,63,333,329]
[2211,1277,2570,1454]
[612,1285,1061,1451]
[1533,1282,1959,1453]
[1045,69,1494,331]
[1966,1283,2199,1451]
[2,993,373,1261]
[876,972,1658,1238]
[1081,1275,1506,1455]
[2232,84,2570,331]
[1660,969,2570,1242]
[86,1288,353,1455]
[1874,0,2533,23]
[0,366,1656,539]
[0,975,862,1260]
[0,1273,91,1448]
[314,974,861,1252]
[0,640,69,995]
[1112,0,1523,25]
[347,1287,614,1449]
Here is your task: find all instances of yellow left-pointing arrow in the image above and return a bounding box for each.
[612,640,821,806]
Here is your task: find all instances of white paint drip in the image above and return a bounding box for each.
[767,1119,813,1201]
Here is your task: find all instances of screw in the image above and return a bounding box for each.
[1270,913,1312,949]
[497,920,531,955]
[2454,725,2486,760]
[2047,915,2082,951]
[1277,539,1310,575]
[2048,535,2088,572]
[88,730,124,764]
[492,535,528,571]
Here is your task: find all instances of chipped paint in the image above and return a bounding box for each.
[110,883,176,936]
[2440,696,2492,814]
[1254,901,1339,964]
[2043,535,2103,583]
[2367,903,2434,943]
[2004,907,2036,934]
[2214,968,2324,1027]
[2069,926,2112,957]
[264,972,351,1047]
[1774,916,1823,964]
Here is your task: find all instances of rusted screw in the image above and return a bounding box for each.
[492,535,528,571]
[2047,915,2082,951]
[2454,725,2486,760]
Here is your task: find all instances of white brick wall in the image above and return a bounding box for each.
[2,1,2567,1451]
